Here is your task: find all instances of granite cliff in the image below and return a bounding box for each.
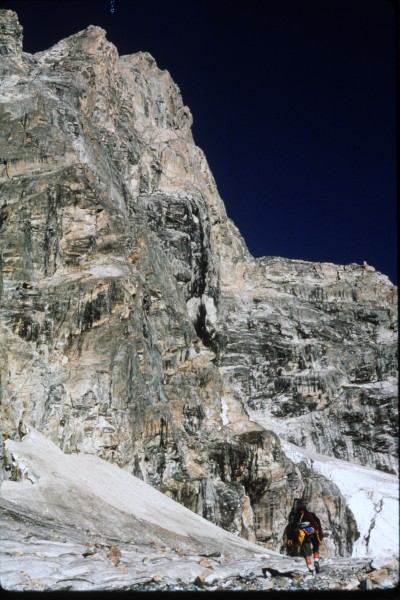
[0,9,398,587]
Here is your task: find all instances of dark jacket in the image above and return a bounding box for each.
[287,508,323,544]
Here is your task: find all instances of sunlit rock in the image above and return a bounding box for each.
[0,10,398,584]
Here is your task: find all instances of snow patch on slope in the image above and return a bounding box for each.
[1,429,278,558]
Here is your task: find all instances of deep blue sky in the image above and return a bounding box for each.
[1,0,397,284]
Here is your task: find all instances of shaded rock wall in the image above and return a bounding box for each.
[217,257,398,474]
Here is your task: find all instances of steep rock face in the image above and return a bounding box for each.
[0,10,397,557]
[216,257,398,474]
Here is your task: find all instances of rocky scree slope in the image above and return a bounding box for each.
[1,430,398,593]
[0,8,398,561]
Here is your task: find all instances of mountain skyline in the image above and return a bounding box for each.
[0,6,397,592]
[1,0,397,284]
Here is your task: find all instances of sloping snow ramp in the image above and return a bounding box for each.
[1,429,276,558]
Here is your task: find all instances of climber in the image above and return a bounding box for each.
[286,502,323,575]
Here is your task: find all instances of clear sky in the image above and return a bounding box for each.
[1,0,397,284]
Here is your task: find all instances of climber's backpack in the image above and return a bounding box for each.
[298,521,315,535]
[303,510,322,532]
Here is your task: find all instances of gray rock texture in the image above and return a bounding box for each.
[0,8,398,581]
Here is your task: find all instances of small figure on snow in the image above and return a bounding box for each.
[286,502,323,575]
